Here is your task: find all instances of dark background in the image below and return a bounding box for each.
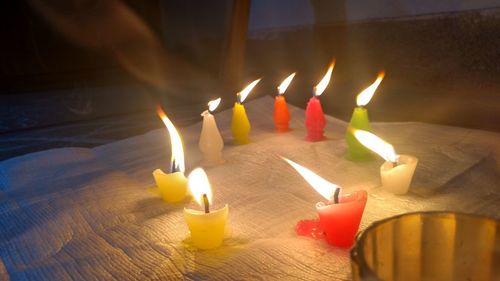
[1,0,499,160]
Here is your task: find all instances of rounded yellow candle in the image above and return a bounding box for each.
[184,204,228,250]
[231,102,251,145]
[154,106,188,203]
[152,169,188,203]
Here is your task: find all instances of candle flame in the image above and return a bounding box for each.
[282,157,339,201]
[277,72,296,95]
[314,61,335,97]
[187,168,213,206]
[157,106,185,173]
[208,97,221,112]
[356,71,385,107]
[353,130,397,163]
[238,78,262,103]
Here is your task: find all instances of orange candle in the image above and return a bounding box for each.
[273,72,296,132]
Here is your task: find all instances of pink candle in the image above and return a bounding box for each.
[305,62,334,142]
[305,96,326,141]
[316,190,367,247]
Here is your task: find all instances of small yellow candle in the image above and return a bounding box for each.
[231,78,261,145]
[153,106,188,203]
[184,168,228,250]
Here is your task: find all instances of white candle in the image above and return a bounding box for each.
[199,98,224,165]
[380,154,418,194]
[354,130,419,195]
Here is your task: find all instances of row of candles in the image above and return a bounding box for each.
[153,62,419,250]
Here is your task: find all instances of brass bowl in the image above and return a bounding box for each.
[351,212,500,281]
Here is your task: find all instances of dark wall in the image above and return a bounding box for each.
[245,9,500,131]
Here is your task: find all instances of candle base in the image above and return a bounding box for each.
[152,169,188,203]
[275,125,290,133]
[306,130,326,142]
[380,155,418,195]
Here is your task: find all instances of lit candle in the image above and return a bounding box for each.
[231,78,262,145]
[345,72,385,161]
[153,106,188,203]
[305,62,334,142]
[184,168,228,250]
[354,130,419,195]
[283,157,367,248]
[199,98,224,165]
[274,72,296,132]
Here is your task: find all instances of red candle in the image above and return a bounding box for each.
[274,95,291,132]
[305,62,334,142]
[305,96,326,141]
[316,190,367,247]
[283,157,367,248]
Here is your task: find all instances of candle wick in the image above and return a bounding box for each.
[170,159,178,173]
[236,93,242,104]
[203,194,210,213]
[392,161,398,168]
[333,188,340,204]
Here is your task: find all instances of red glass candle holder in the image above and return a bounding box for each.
[316,190,368,248]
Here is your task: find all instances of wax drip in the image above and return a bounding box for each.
[203,194,210,214]
[296,219,324,239]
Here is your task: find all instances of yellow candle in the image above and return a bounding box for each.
[184,168,228,250]
[153,106,188,203]
[230,78,261,145]
[231,102,251,144]
[153,169,187,203]
[184,204,229,250]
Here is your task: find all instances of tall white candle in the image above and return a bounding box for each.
[199,98,224,165]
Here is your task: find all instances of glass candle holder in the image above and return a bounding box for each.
[351,212,500,281]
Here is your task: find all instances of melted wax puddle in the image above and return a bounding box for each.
[296,219,325,239]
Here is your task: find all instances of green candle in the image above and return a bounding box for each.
[346,107,373,160]
[345,72,385,161]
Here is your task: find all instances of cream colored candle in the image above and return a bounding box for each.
[380,154,418,194]
[354,130,419,195]
[199,98,224,165]
[184,168,228,250]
